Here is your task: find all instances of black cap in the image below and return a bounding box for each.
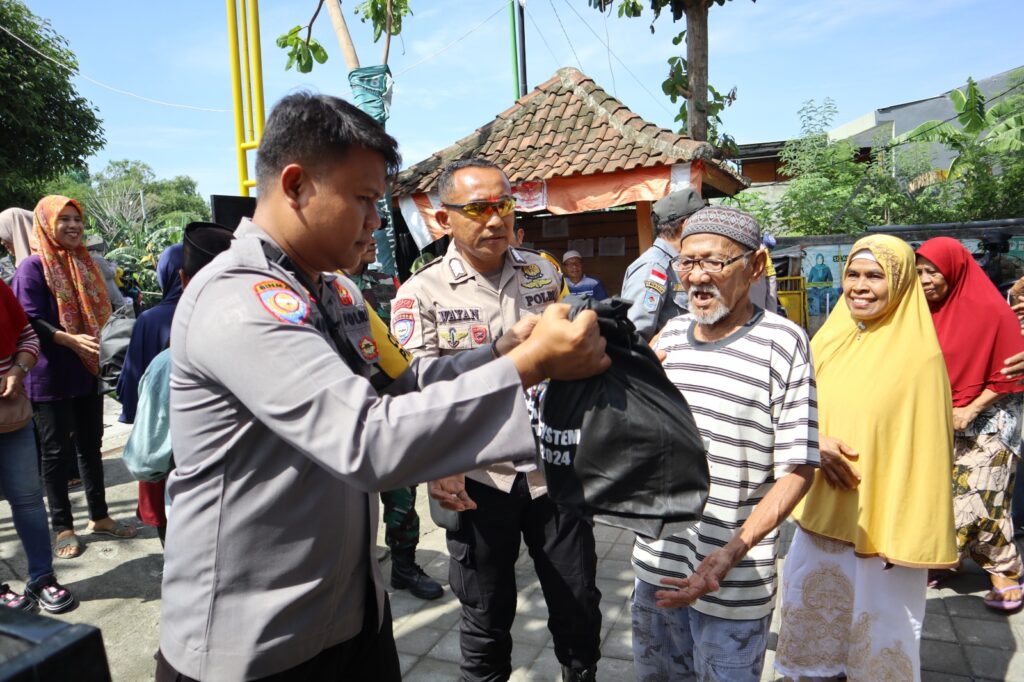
[652,188,705,227]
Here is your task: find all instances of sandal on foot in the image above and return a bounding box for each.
[25,578,76,614]
[984,583,1023,612]
[53,534,84,559]
[87,520,137,539]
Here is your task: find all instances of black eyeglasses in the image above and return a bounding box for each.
[670,251,754,274]
[441,196,516,220]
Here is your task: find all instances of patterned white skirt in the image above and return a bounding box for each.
[775,527,926,682]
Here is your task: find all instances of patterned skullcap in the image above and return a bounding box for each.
[681,205,761,252]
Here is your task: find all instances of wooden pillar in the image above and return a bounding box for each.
[636,201,654,253]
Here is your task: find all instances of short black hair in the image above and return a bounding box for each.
[255,92,401,195]
[183,222,234,279]
[436,158,506,202]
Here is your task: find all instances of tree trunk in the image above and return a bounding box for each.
[326,0,360,71]
[685,0,709,141]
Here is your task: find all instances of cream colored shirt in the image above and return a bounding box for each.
[392,242,564,497]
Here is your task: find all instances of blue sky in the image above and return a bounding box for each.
[17,0,1024,199]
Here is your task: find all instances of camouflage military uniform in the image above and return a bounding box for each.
[349,267,419,554]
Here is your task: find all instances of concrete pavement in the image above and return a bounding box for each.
[0,397,1021,680]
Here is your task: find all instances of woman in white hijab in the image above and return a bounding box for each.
[0,208,36,265]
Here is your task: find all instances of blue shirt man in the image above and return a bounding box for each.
[621,188,705,341]
[562,250,608,300]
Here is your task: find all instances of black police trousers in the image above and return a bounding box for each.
[447,475,602,682]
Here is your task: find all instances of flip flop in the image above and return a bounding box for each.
[53,534,84,559]
[983,583,1023,612]
[87,521,138,539]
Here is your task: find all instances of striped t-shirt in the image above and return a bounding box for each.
[633,308,818,620]
[0,322,40,376]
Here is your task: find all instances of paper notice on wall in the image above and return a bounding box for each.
[542,217,569,238]
[598,237,625,257]
[567,238,594,257]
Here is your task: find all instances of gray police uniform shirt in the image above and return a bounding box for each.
[161,219,537,681]
[391,242,564,499]
[621,237,688,341]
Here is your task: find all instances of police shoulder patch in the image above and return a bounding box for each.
[253,280,309,325]
[643,280,667,296]
[642,289,660,312]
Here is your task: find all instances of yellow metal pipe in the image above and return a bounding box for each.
[242,180,257,188]
[226,0,250,196]
[247,0,266,137]
[239,1,255,141]
[240,140,260,151]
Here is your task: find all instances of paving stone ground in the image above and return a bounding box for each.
[0,397,1020,680]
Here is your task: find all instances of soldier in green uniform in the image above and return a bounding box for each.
[345,241,442,600]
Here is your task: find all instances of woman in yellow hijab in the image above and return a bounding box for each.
[775,235,956,682]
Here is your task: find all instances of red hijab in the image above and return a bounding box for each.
[916,236,1024,407]
[1,278,29,359]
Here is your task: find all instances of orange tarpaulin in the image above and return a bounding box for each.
[397,162,706,249]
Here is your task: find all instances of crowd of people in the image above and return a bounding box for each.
[1,91,1024,682]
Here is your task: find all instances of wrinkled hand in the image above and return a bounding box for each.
[428,475,477,512]
[495,315,540,356]
[507,304,610,386]
[654,548,735,608]
[952,405,979,432]
[819,435,860,490]
[0,373,23,400]
[649,333,667,363]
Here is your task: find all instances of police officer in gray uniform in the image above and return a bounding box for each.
[393,159,602,682]
[156,94,610,682]
[621,187,705,340]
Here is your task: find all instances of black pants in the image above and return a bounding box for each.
[155,589,400,681]
[448,476,602,682]
[33,394,108,532]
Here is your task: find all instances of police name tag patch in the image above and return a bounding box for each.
[254,280,309,325]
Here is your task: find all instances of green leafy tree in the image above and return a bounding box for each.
[277,0,412,73]
[43,160,210,297]
[0,0,104,208]
[590,0,754,151]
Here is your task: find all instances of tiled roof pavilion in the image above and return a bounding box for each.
[394,67,747,197]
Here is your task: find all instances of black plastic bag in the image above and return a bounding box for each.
[540,296,708,540]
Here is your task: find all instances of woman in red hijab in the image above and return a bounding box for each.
[916,236,1024,611]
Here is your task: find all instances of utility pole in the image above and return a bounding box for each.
[508,1,520,100]
[516,0,527,98]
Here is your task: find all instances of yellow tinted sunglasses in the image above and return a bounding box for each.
[442,196,516,220]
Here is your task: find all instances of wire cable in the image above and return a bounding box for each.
[548,0,583,71]
[393,0,509,77]
[603,8,617,97]
[0,22,231,113]
[559,0,673,117]
[526,5,561,70]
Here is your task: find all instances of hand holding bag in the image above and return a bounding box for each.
[0,377,32,434]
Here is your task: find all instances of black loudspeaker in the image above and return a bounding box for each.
[0,609,111,681]
[210,194,257,232]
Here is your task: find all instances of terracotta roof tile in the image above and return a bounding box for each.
[395,68,743,195]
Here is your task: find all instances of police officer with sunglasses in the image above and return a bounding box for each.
[391,158,602,682]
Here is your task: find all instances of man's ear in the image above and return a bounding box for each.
[280,164,309,209]
[435,207,453,236]
[750,247,768,281]
[179,268,191,290]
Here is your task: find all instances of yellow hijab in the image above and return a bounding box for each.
[795,234,957,568]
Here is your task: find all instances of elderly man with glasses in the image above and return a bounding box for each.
[390,158,602,682]
[631,206,819,682]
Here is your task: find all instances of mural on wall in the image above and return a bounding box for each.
[800,237,1024,317]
